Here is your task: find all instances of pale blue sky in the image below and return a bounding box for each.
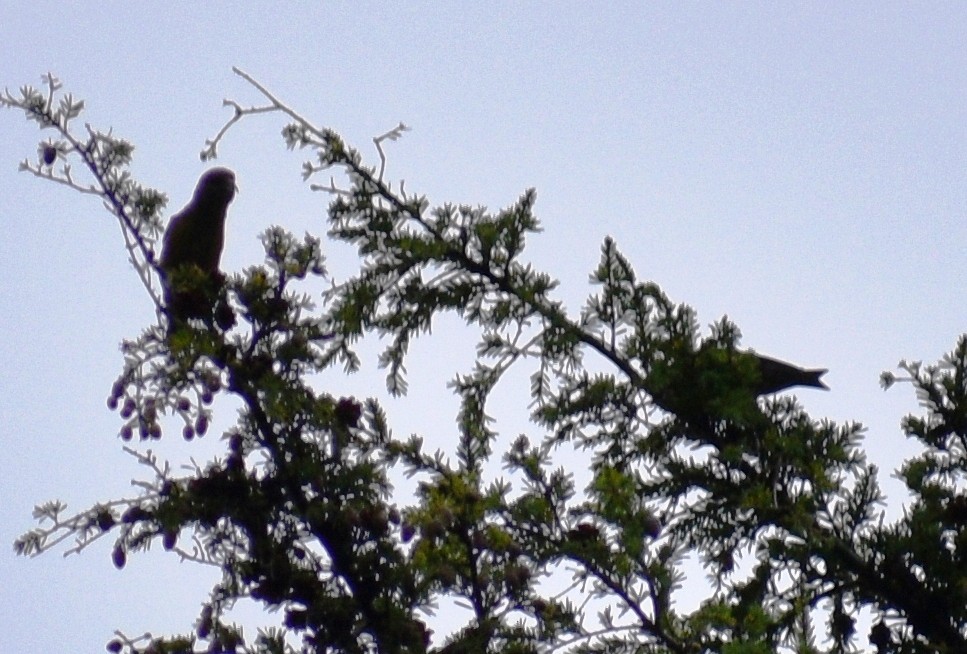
[2,3,966,652]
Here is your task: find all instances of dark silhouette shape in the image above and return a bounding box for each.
[647,347,829,425]
[749,353,828,395]
[159,168,236,323]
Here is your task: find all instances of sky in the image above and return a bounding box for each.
[2,3,967,652]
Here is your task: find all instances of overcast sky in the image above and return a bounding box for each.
[2,3,966,652]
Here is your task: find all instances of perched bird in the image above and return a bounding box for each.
[647,346,828,423]
[159,168,237,324]
[749,353,828,396]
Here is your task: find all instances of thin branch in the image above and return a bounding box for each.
[374,122,410,183]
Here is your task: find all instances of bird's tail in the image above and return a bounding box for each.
[804,369,829,390]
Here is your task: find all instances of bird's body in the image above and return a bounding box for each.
[159,168,236,323]
[647,346,828,421]
[160,167,236,275]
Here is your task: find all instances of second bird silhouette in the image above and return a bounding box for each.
[748,352,827,396]
[159,168,237,324]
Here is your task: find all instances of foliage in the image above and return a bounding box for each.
[5,70,967,654]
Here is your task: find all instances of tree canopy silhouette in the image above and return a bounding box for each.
[4,70,967,654]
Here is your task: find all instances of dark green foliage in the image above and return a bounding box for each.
[6,72,967,654]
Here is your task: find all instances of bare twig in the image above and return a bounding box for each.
[374,122,410,182]
[206,67,410,203]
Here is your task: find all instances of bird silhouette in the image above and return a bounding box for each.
[159,168,236,324]
[646,346,828,424]
[749,353,827,396]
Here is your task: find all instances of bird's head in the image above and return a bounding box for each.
[194,167,237,207]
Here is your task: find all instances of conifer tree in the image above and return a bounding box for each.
[4,70,967,654]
